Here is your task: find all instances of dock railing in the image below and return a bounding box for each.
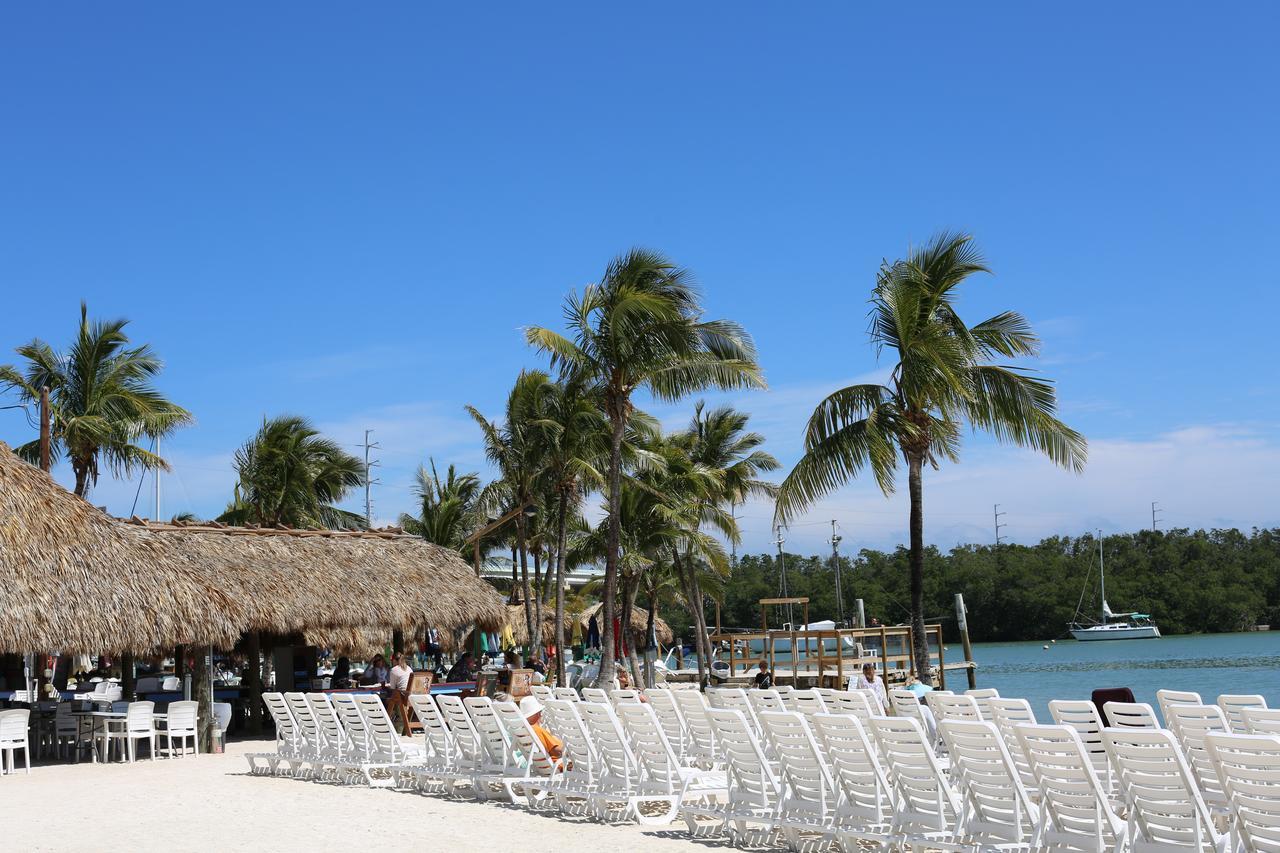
[709,623,951,689]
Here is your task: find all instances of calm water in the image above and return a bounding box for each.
[966,632,1279,721]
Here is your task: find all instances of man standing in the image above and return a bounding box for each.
[387,652,413,735]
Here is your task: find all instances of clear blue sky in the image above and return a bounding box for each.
[2,4,1277,554]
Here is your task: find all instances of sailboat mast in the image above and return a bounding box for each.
[1098,529,1106,624]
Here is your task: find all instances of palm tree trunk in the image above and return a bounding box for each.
[644,579,658,689]
[600,411,626,686]
[531,547,544,662]
[73,459,90,497]
[907,453,933,686]
[621,576,644,689]
[554,489,570,686]
[689,570,714,685]
[517,515,534,661]
[673,549,707,685]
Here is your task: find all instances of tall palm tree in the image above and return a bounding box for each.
[526,248,765,684]
[399,459,484,555]
[775,233,1087,683]
[676,403,778,678]
[468,370,555,657]
[218,415,365,529]
[0,302,191,497]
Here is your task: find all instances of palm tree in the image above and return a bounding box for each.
[468,370,555,658]
[399,459,484,555]
[218,415,365,529]
[675,403,778,679]
[775,232,1087,683]
[527,248,765,684]
[0,302,191,497]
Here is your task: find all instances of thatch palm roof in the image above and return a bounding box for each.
[135,522,507,637]
[507,601,674,647]
[0,443,244,654]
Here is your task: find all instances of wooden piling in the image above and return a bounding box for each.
[955,593,977,689]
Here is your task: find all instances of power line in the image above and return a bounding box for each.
[993,504,1007,547]
[773,524,793,626]
[358,429,381,527]
[830,519,844,625]
[1152,500,1162,532]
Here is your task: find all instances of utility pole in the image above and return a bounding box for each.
[1151,501,1161,532]
[359,429,381,528]
[774,525,792,627]
[730,501,738,568]
[154,436,161,521]
[993,504,1007,547]
[829,520,844,625]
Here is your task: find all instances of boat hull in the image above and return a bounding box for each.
[1070,624,1162,641]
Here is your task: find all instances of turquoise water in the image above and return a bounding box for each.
[966,632,1279,721]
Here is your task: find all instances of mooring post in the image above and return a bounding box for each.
[955,592,977,689]
[855,598,866,629]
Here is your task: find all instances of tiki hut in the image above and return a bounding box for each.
[0,443,244,653]
[506,601,674,648]
[133,522,507,638]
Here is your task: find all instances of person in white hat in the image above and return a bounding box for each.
[518,695,563,762]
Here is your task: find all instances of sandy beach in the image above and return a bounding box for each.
[1,740,705,853]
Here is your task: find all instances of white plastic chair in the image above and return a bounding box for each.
[0,709,31,774]
[576,700,645,822]
[615,701,726,825]
[100,701,157,763]
[823,689,879,722]
[784,688,828,719]
[464,696,517,800]
[1204,731,1280,853]
[672,688,718,769]
[608,688,641,705]
[928,692,983,724]
[528,685,553,704]
[435,694,498,798]
[1102,700,1161,731]
[1242,707,1280,735]
[552,687,580,702]
[1049,699,1113,791]
[939,719,1037,849]
[964,687,1001,722]
[283,692,322,774]
[541,698,603,816]
[1218,694,1268,734]
[989,697,1040,794]
[709,688,760,735]
[811,712,895,849]
[491,699,559,804]
[868,715,962,849]
[1016,723,1127,852]
[160,700,199,758]
[644,688,688,763]
[581,687,609,704]
[758,710,841,851]
[407,693,467,792]
[746,688,787,722]
[245,692,299,775]
[1103,726,1225,851]
[1164,703,1230,814]
[680,708,778,844]
[1157,689,1203,721]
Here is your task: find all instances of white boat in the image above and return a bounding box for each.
[1069,531,1161,641]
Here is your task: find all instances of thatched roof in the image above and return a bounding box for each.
[0,444,245,654]
[303,626,391,659]
[134,522,507,637]
[507,601,674,647]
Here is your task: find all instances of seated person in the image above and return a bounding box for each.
[445,652,476,683]
[752,660,773,689]
[358,654,389,687]
[519,696,564,766]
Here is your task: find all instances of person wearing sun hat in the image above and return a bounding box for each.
[518,695,564,762]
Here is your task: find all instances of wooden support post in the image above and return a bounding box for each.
[676,639,684,671]
[936,626,946,690]
[728,637,735,678]
[907,625,917,679]
[955,593,977,690]
[836,632,844,688]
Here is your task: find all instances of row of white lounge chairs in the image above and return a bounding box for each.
[247,684,1280,852]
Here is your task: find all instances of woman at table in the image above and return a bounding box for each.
[359,654,389,687]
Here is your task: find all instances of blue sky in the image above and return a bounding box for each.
[1,4,1277,554]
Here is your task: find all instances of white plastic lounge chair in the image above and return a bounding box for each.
[283,692,323,776]
[529,685,554,704]
[160,700,199,758]
[464,697,518,800]
[1016,723,1127,852]
[1102,700,1162,731]
[342,693,425,787]
[758,710,842,851]
[869,715,962,849]
[614,701,726,825]
[581,687,609,704]
[939,718,1038,850]
[681,708,779,845]
[709,688,760,734]
[492,699,560,804]
[552,687,580,702]
[783,689,828,719]
[964,687,1001,722]
[823,689,879,722]
[1165,703,1230,814]
[1049,699,1114,792]
[1102,726,1226,852]
[576,700,647,822]
[541,698,604,816]
[246,692,300,775]
[811,712,896,850]
[1157,689,1203,721]
[305,693,351,778]
[1204,731,1280,853]
[928,692,983,724]
[1217,695,1268,735]
[1241,707,1280,736]
[330,693,374,777]
[434,694,500,799]
[644,688,688,763]
[0,709,31,775]
[672,688,718,769]
[609,689,641,705]
[406,693,470,793]
[747,688,788,721]
[989,698,1040,795]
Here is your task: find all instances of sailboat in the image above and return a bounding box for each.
[1069,531,1161,641]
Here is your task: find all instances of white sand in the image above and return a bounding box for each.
[1,740,705,853]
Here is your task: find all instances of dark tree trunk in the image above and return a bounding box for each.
[73,460,89,497]
[553,489,570,686]
[193,649,213,752]
[246,631,263,734]
[518,515,533,661]
[392,629,404,655]
[621,576,645,689]
[600,410,626,686]
[120,652,135,699]
[531,547,544,662]
[907,453,933,686]
[673,549,708,685]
